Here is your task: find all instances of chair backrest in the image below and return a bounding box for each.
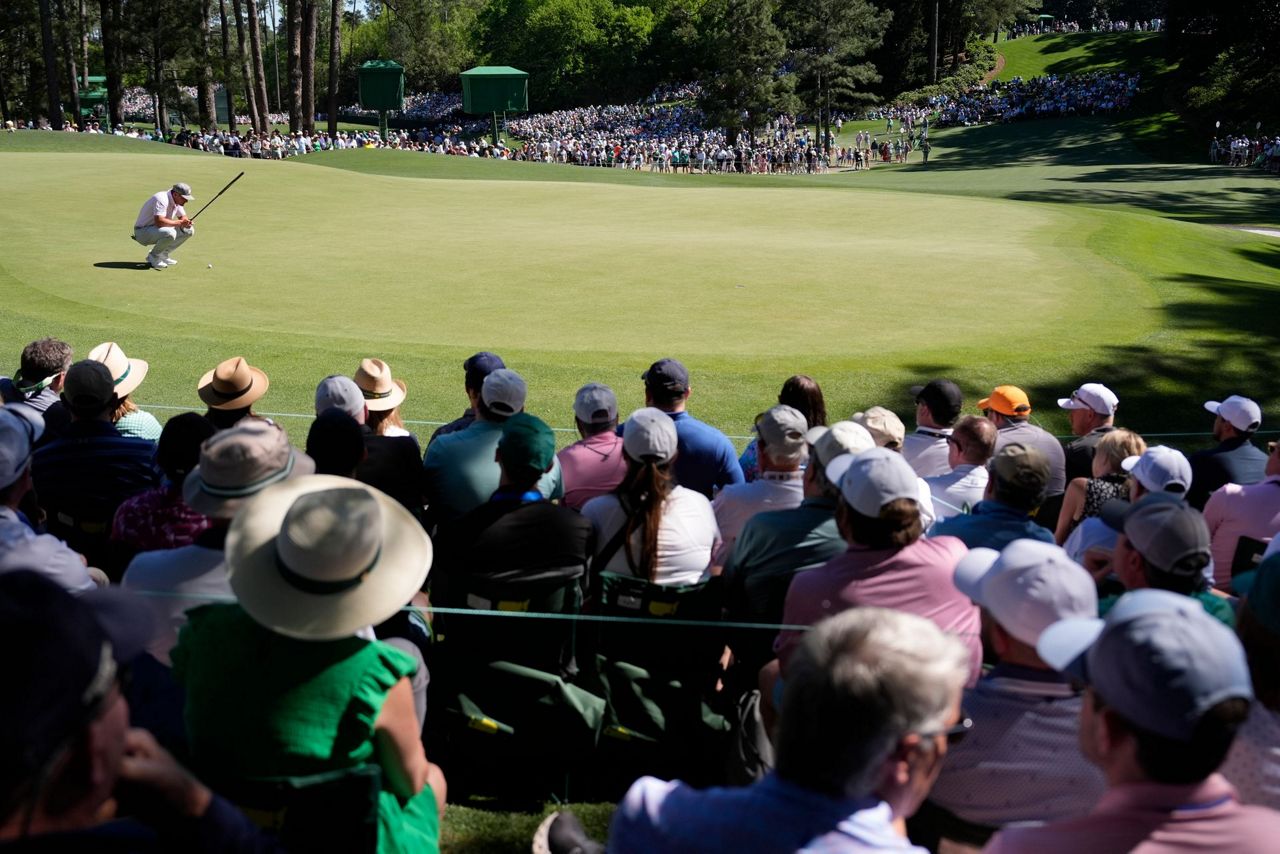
[592,572,725,678]
[1233,536,1270,578]
[216,764,382,853]
[437,566,586,677]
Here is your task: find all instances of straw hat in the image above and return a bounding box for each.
[353,358,406,411]
[198,356,269,410]
[87,342,149,398]
[225,476,432,641]
[183,418,315,518]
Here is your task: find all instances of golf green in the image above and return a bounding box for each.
[1,106,1277,448]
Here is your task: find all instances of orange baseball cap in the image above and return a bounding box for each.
[978,385,1032,417]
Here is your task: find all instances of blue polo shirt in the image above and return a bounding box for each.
[621,410,743,499]
[928,500,1054,550]
[1187,437,1270,510]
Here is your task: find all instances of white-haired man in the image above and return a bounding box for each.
[540,607,970,853]
[133,182,195,270]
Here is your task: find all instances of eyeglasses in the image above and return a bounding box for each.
[919,711,973,746]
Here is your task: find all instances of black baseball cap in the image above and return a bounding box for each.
[642,358,689,395]
[910,379,963,425]
[463,352,505,390]
[0,572,154,807]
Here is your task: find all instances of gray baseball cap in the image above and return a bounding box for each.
[315,375,365,419]
[1037,588,1252,741]
[573,383,618,425]
[827,447,919,516]
[1100,492,1210,576]
[481,369,527,416]
[954,539,1098,646]
[754,405,808,457]
[623,407,678,463]
[171,182,194,200]
[806,421,875,469]
[0,408,44,490]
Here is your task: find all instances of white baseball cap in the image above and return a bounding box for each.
[954,540,1098,646]
[806,422,875,469]
[622,407,678,463]
[827,447,919,516]
[1204,395,1262,432]
[1057,383,1118,416]
[481,369,527,416]
[1121,445,1192,494]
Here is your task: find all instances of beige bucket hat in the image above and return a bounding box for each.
[198,356,270,410]
[183,418,315,517]
[225,475,432,641]
[87,342,149,398]
[353,358,406,411]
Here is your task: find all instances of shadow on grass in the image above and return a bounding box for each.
[93,261,151,270]
[1005,181,1280,224]
[897,243,1280,447]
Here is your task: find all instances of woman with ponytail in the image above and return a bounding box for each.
[582,408,721,586]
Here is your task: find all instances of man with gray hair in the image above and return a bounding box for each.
[133,182,196,270]
[722,422,874,681]
[603,607,970,852]
[712,405,809,563]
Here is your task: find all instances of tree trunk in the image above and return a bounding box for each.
[326,0,340,136]
[301,0,316,132]
[196,0,218,129]
[56,0,81,125]
[245,0,271,131]
[232,0,260,131]
[218,0,235,130]
[286,0,302,132]
[79,0,89,88]
[98,0,123,127]
[39,0,65,128]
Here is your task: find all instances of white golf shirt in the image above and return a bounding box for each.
[134,191,185,229]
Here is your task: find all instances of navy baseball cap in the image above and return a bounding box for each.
[642,358,689,395]
[463,352,505,390]
[1037,588,1252,741]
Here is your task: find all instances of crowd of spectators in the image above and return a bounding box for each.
[932,71,1140,127]
[1212,134,1280,172]
[2,329,1279,851]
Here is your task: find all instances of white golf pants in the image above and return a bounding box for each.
[134,223,194,258]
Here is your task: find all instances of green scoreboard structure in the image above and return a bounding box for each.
[460,66,529,147]
[359,60,405,140]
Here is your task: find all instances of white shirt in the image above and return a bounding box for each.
[711,470,805,564]
[924,464,988,522]
[122,544,231,666]
[134,190,185,229]
[582,486,720,586]
[902,428,952,477]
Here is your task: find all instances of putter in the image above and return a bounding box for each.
[190,171,245,221]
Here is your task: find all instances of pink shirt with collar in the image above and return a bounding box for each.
[1203,475,1280,587]
[985,773,1280,853]
[556,432,628,511]
[774,535,979,684]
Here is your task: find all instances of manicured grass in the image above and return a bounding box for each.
[441,802,613,853]
[996,31,1168,81]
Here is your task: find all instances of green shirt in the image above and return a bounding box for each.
[172,604,439,854]
[1098,589,1236,628]
[422,419,563,524]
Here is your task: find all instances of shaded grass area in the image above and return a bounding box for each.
[996,31,1167,81]
[441,802,614,853]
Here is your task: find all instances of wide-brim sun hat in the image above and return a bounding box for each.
[353,358,406,412]
[87,342,149,398]
[198,356,269,410]
[225,475,432,641]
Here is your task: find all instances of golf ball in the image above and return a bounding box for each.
[207,263,213,269]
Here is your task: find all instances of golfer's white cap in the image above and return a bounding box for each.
[1204,396,1262,432]
[171,182,194,201]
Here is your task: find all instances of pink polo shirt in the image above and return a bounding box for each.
[1203,475,1280,587]
[985,774,1280,853]
[774,535,979,684]
[557,432,628,511]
